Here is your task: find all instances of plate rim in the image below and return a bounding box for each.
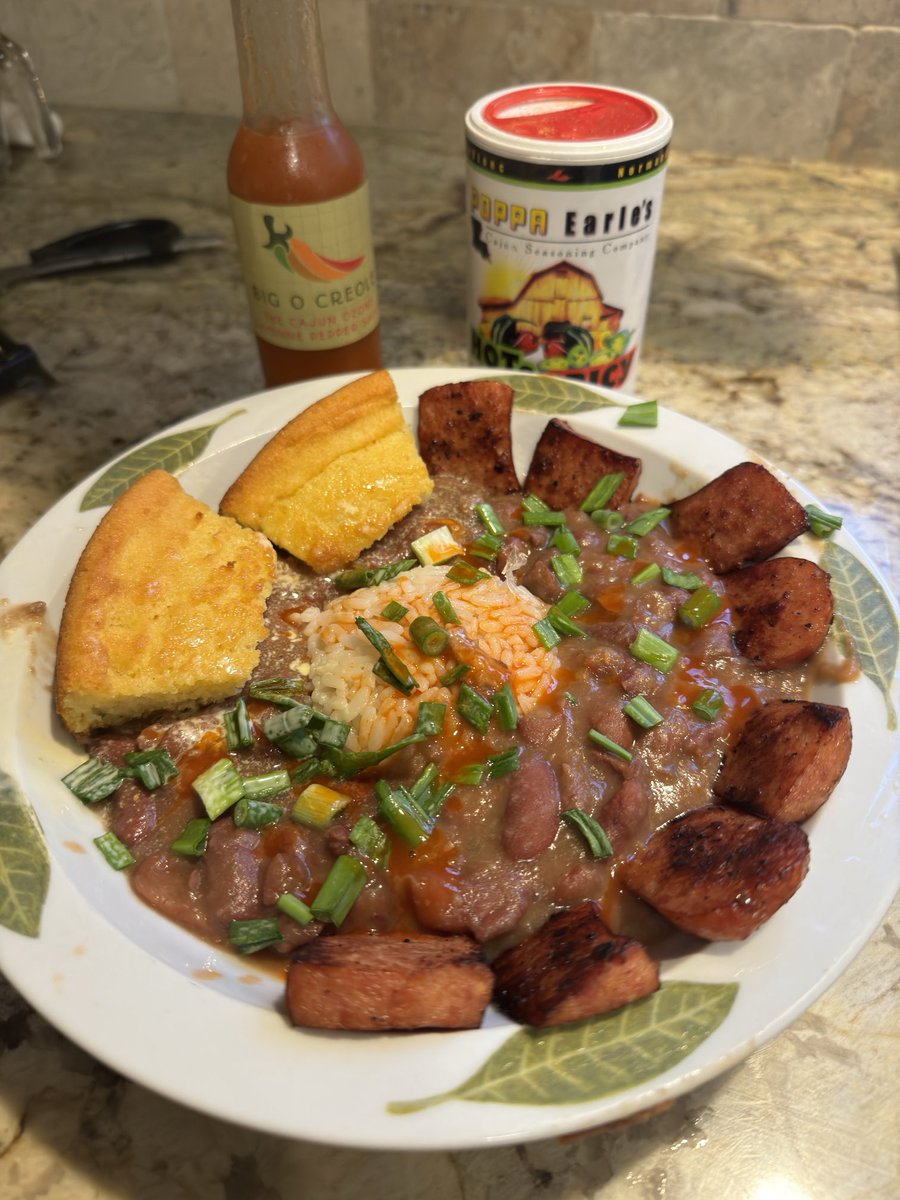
[1,365,898,1150]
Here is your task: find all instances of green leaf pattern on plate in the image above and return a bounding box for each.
[79,409,245,511]
[492,374,620,416]
[388,981,738,1113]
[0,766,50,938]
[824,541,898,730]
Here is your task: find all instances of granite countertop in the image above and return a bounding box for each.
[0,109,897,1198]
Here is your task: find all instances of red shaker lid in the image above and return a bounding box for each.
[466,82,673,164]
[482,84,656,142]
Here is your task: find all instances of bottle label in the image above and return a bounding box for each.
[230,185,379,351]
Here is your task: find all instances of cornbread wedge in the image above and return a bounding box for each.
[55,470,276,736]
[220,371,433,574]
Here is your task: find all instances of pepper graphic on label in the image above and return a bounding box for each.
[263,213,366,282]
[472,261,636,390]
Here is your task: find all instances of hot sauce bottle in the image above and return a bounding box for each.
[227,0,382,387]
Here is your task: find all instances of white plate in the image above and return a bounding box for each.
[0,366,897,1150]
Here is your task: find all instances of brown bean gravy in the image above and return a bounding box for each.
[87,475,817,961]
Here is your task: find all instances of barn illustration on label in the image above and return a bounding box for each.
[471,261,637,390]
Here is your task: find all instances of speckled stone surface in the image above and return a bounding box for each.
[0,109,898,1199]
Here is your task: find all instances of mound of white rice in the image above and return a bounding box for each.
[291,565,561,750]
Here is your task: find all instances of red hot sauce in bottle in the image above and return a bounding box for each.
[227,0,382,387]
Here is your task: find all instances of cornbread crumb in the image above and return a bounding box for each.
[220,370,433,574]
[54,470,276,736]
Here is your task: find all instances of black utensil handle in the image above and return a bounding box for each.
[29,218,182,266]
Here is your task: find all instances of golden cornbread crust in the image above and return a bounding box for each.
[54,470,276,736]
[220,370,434,574]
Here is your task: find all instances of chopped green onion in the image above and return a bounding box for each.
[289,758,326,787]
[320,731,426,779]
[375,780,435,845]
[356,616,417,693]
[631,561,662,585]
[617,399,658,427]
[229,917,282,954]
[223,697,254,750]
[311,855,368,926]
[410,762,440,801]
[456,683,493,733]
[492,682,519,731]
[453,762,486,786]
[263,703,318,753]
[470,531,505,560]
[277,893,314,925]
[170,817,210,857]
[487,746,521,778]
[533,616,562,650]
[607,533,639,560]
[564,691,579,706]
[550,528,580,559]
[806,503,843,538]
[521,494,551,515]
[409,615,450,656]
[331,557,417,592]
[475,502,506,536]
[591,508,625,532]
[432,590,460,624]
[625,507,670,537]
[416,701,447,736]
[411,525,464,566]
[546,605,588,639]
[193,758,244,820]
[523,507,566,528]
[661,566,704,590]
[446,561,489,586]
[556,590,591,617]
[62,757,124,803]
[588,729,634,762]
[291,783,351,830]
[424,781,455,818]
[623,695,664,729]
[678,586,722,629]
[234,796,283,828]
[439,662,470,686]
[124,748,179,790]
[692,688,725,721]
[315,719,349,750]
[409,764,454,819]
[241,768,291,801]
[93,831,135,870]
[248,676,308,707]
[551,552,583,587]
[581,473,625,513]
[348,815,390,866]
[562,809,614,859]
[380,600,408,622]
[629,627,679,672]
[372,658,415,696]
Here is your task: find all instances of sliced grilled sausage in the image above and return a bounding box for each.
[501,752,561,861]
[714,699,851,822]
[286,933,493,1030]
[417,380,520,492]
[523,419,641,510]
[728,557,833,668]
[492,900,659,1027]
[669,462,809,574]
[619,804,810,941]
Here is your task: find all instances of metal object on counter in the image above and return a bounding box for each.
[0,326,55,392]
[0,217,223,290]
[0,33,62,166]
[0,218,223,393]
